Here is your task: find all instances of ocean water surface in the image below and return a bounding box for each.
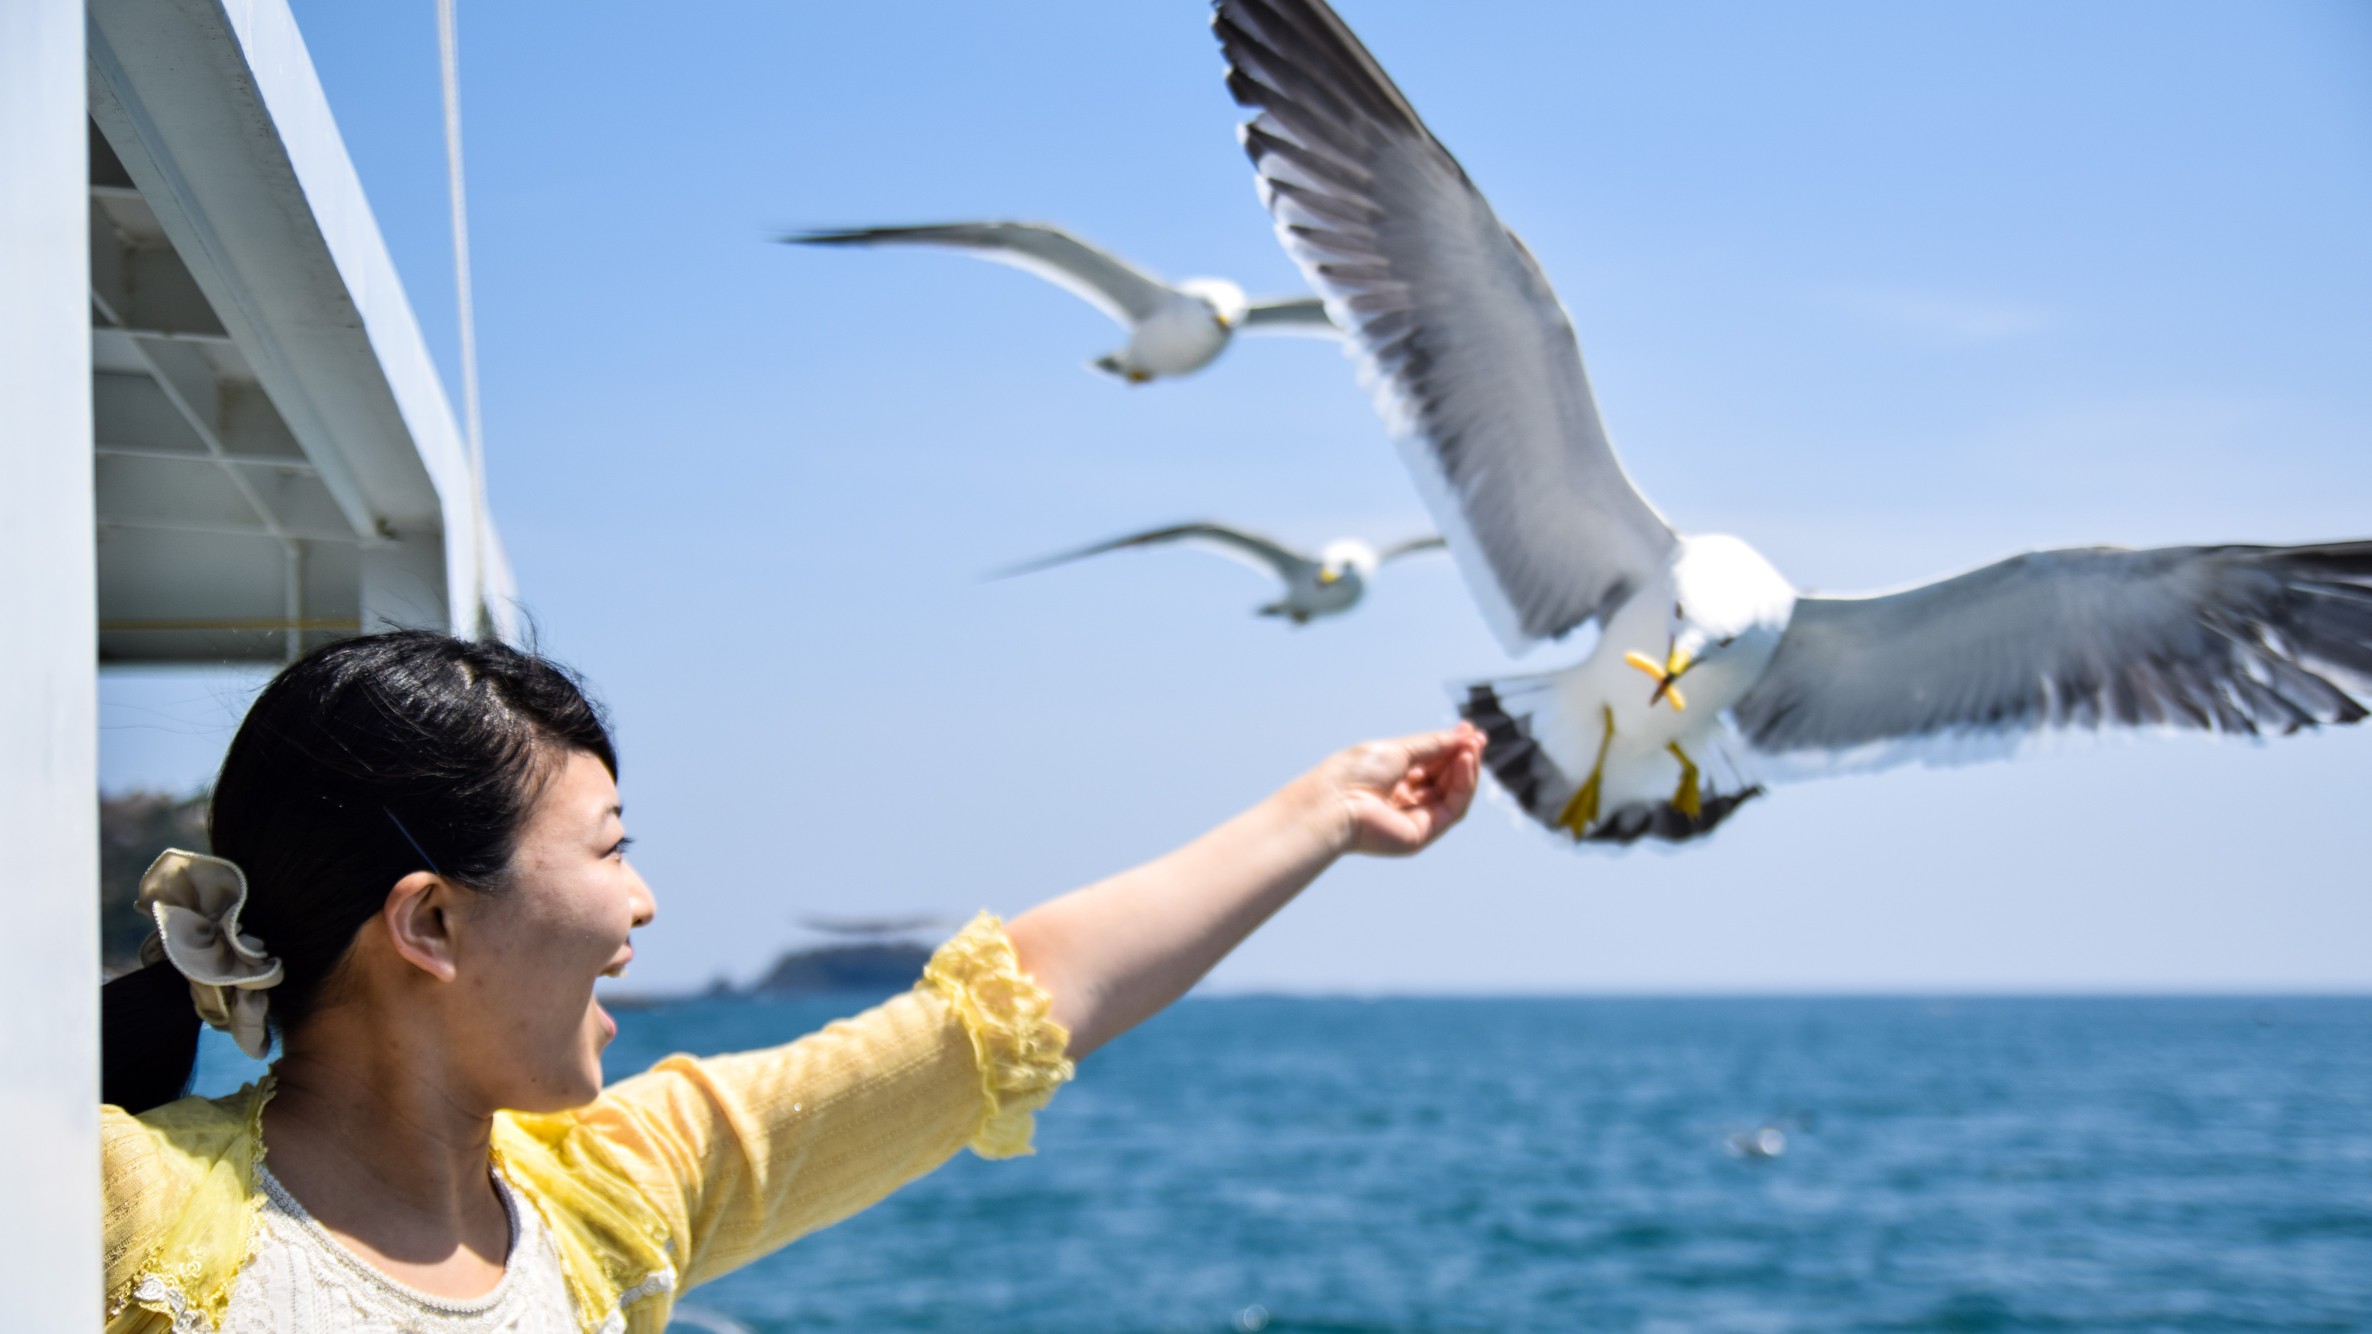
[198,996,2372,1331]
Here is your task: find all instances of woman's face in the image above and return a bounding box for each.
[448,747,654,1112]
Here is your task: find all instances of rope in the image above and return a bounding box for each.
[435,0,492,634]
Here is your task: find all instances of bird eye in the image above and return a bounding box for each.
[1717,636,1737,649]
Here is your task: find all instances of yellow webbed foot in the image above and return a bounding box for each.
[1666,742,1702,820]
[1556,770,1601,838]
[1554,705,1618,839]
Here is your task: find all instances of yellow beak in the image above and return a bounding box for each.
[1316,569,1339,586]
[1622,646,1693,711]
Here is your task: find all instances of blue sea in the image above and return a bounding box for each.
[198,996,2372,1331]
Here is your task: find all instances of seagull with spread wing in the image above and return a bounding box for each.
[1215,0,2372,844]
[999,522,1444,626]
[785,221,1338,383]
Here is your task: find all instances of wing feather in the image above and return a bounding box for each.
[787,222,1174,326]
[1216,0,1676,653]
[995,523,1315,583]
[1735,542,2372,772]
[1238,296,1341,337]
[1378,534,1448,563]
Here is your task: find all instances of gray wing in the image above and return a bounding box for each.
[1378,534,1448,564]
[1237,295,1341,337]
[1735,542,2372,770]
[1215,0,1676,654]
[786,222,1174,326]
[994,522,1315,583]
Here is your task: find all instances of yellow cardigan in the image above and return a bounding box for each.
[100,913,1072,1333]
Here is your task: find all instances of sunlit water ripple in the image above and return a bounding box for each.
[199,996,2372,1330]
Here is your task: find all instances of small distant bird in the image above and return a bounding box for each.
[998,522,1445,625]
[796,913,951,937]
[1218,0,2372,845]
[784,221,1338,383]
[1723,1125,1788,1161]
[1724,1110,1813,1160]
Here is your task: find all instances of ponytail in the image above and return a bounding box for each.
[102,960,202,1113]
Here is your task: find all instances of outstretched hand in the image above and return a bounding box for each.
[1317,723,1487,857]
[1008,721,1489,1059]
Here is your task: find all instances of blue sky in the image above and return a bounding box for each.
[103,1,2372,993]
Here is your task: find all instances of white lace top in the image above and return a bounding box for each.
[217,1165,582,1333]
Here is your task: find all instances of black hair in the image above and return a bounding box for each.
[100,631,616,1113]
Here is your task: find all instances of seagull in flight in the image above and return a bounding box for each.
[999,522,1444,625]
[1216,0,2372,844]
[785,221,1339,383]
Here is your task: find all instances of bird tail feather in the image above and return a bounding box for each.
[1458,679,1762,847]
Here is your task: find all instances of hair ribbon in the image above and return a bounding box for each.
[135,849,283,1059]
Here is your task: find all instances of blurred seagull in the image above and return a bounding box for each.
[1723,1125,1788,1161]
[795,913,952,937]
[1723,1110,1811,1161]
[1217,0,2372,844]
[785,221,1338,383]
[998,522,1444,625]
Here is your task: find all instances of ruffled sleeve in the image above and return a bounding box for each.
[101,1085,272,1333]
[919,911,1075,1158]
[558,912,1072,1291]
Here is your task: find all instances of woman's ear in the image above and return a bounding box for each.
[381,871,461,982]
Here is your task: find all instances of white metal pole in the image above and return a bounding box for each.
[436,0,493,638]
[0,0,101,1310]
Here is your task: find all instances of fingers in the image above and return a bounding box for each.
[1370,724,1482,799]
[1333,722,1487,856]
[1437,743,1480,825]
[1379,725,1485,853]
[1412,743,1479,829]
[1406,725,1484,800]
[1389,721,1485,772]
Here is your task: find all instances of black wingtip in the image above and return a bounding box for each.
[1460,682,1553,813]
[781,223,977,246]
[781,227,887,247]
[1578,788,1766,847]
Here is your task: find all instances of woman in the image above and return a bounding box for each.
[101,631,1483,1331]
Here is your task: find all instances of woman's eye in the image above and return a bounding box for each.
[608,836,636,859]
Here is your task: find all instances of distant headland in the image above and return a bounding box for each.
[738,940,933,998]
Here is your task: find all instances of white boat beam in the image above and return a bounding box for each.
[0,0,101,1316]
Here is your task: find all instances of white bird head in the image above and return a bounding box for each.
[1178,277,1250,329]
[1671,534,1794,643]
[1627,534,1797,710]
[1314,538,1379,586]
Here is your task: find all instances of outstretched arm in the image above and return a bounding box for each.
[1005,723,1484,1060]
[579,724,1483,1283]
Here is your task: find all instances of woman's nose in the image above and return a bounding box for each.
[628,868,657,928]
